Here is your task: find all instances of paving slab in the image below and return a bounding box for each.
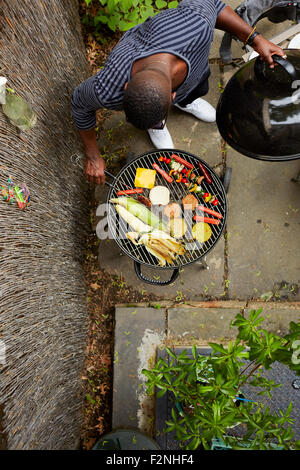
[226,149,300,300]
[112,307,165,435]
[112,302,300,438]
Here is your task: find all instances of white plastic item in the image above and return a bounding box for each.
[288,33,300,49]
[0,77,7,104]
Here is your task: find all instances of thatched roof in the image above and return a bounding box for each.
[0,0,91,449]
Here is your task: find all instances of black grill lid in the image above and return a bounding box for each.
[216,50,300,161]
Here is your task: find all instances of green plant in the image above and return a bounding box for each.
[83,0,179,33]
[142,309,300,450]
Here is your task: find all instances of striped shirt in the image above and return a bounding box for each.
[71,0,226,130]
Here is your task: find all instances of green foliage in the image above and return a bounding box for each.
[83,0,179,32]
[142,310,300,450]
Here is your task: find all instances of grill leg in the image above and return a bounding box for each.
[195,256,209,270]
[291,170,300,183]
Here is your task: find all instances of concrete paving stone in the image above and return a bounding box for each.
[112,307,165,434]
[246,301,300,335]
[167,305,243,343]
[226,149,300,300]
[167,302,300,344]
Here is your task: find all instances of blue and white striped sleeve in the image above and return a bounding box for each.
[179,0,226,18]
[214,0,227,16]
[71,75,103,131]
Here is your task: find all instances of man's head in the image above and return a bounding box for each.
[123,69,173,130]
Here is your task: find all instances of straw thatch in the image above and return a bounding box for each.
[0,0,91,449]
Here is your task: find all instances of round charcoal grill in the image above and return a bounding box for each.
[105,149,228,285]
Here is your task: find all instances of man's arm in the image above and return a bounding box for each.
[71,76,106,185]
[215,5,286,66]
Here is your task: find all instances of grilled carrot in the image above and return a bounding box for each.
[196,205,223,219]
[193,215,220,225]
[153,163,174,183]
[117,188,143,196]
[171,153,194,169]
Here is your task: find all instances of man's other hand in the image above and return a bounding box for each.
[85,154,106,185]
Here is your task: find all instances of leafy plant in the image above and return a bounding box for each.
[142,309,300,450]
[83,0,179,32]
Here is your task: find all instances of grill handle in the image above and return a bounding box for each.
[254,54,297,82]
[104,169,116,188]
[134,261,179,286]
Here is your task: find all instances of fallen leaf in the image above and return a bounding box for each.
[90,282,100,290]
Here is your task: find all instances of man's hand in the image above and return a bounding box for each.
[78,128,106,185]
[252,35,286,67]
[85,153,106,185]
[216,6,286,67]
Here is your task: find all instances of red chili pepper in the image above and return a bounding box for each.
[212,199,219,206]
[198,162,212,184]
[196,205,223,219]
[171,153,194,169]
[153,163,174,183]
[117,188,144,196]
[193,215,220,225]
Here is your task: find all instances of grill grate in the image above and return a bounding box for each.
[107,149,227,269]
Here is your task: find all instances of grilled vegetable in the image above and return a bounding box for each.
[134,168,156,189]
[171,153,194,169]
[196,205,223,219]
[193,215,220,225]
[113,203,185,266]
[149,186,170,206]
[153,163,174,183]
[168,218,187,239]
[114,204,152,233]
[198,162,212,184]
[202,192,218,205]
[192,222,212,243]
[110,196,167,230]
[164,203,182,219]
[127,229,186,267]
[117,188,143,196]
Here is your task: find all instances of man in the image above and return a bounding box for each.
[71,0,285,185]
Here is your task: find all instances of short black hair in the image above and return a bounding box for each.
[123,75,170,130]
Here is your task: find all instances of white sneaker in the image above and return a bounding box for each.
[147,124,174,149]
[175,98,216,122]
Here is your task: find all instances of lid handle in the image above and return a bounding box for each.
[254,54,298,82]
